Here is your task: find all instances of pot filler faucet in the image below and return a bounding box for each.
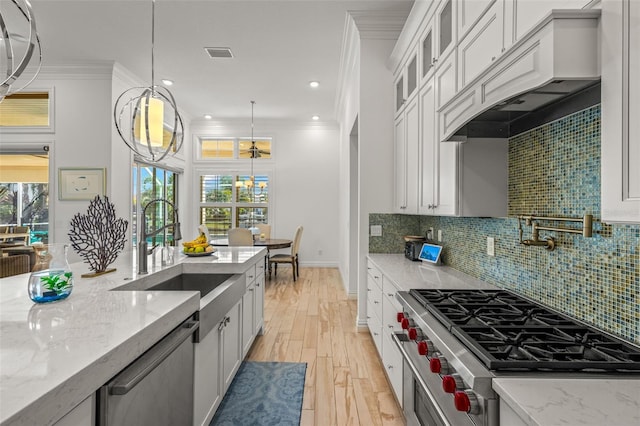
[518,214,593,251]
[138,199,182,274]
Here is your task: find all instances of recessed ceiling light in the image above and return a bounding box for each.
[204,114,212,120]
[309,81,319,88]
[312,115,320,121]
[161,79,174,86]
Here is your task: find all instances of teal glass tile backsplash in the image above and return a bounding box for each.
[369,106,640,344]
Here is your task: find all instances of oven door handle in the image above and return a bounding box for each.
[391,332,452,426]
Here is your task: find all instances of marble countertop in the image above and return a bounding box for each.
[367,254,498,291]
[493,378,640,426]
[366,253,640,426]
[0,246,265,426]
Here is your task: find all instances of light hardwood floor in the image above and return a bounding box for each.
[246,267,405,426]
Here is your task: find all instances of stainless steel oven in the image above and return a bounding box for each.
[392,289,640,426]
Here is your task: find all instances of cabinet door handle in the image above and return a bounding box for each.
[374,301,379,304]
[387,365,393,370]
[374,275,379,279]
[491,56,496,61]
[256,283,261,287]
[387,293,394,297]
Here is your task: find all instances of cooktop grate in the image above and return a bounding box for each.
[409,289,640,372]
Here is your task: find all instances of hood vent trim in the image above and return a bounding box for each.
[439,9,601,142]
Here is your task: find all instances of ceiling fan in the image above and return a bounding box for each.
[240,101,271,159]
[245,140,270,158]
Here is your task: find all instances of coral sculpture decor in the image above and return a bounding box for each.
[68,195,128,277]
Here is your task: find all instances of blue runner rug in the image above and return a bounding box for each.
[210,361,307,426]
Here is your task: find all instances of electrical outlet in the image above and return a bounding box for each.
[370,225,382,237]
[437,230,443,242]
[487,237,495,256]
[427,227,434,240]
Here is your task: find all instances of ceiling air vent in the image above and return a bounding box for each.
[205,47,234,58]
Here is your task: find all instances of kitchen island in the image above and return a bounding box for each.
[0,246,265,426]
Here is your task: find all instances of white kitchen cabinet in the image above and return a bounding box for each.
[506,0,594,46]
[242,262,265,356]
[242,281,255,357]
[54,395,94,426]
[435,49,457,109]
[458,0,494,40]
[253,272,264,336]
[436,0,457,63]
[381,279,404,405]
[394,94,420,213]
[194,299,241,426]
[601,0,640,223]
[194,319,222,426]
[221,299,242,393]
[367,258,404,406]
[457,0,504,90]
[419,75,459,216]
[421,25,436,80]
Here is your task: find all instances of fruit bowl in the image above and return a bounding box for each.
[183,246,216,257]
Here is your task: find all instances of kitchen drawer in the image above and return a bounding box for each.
[245,264,257,287]
[382,295,403,334]
[366,261,382,289]
[367,300,383,356]
[367,279,383,323]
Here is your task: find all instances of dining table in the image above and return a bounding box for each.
[210,238,292,277]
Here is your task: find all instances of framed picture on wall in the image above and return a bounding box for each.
[58,168,106,200]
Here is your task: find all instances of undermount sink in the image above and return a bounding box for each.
[113,272,246,342]
[145,274,233,298]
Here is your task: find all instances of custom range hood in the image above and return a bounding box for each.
[439,9,601,142]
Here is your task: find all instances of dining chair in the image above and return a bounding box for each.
[255,224,271,239]
[269,225,303,281]
[0,254,31,278]
[10,226,30,245]
[227,228,254,246]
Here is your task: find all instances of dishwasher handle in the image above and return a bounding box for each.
[109,319,199,396]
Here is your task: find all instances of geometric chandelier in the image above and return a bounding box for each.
[0,0,43,102]
[113,0,183,162]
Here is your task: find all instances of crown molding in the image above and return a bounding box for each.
[348,8,413,40]
[31,60,115,80]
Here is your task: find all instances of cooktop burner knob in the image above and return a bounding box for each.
[408,327,419,340]
[454,390,480,414]
[401,318,411,330]
[442,374,463,393]
[396,312,405,322]
[429,355,449,373]
[417,339,434,356]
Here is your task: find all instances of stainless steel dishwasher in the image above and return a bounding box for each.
[97,318,199,426]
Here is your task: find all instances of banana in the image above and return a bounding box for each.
[182,232,209,248]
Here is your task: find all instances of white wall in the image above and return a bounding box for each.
[336,13,400,324]
[1,63,114,263]
[189,120,340,267]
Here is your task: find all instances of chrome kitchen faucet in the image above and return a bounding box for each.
[138,199,182,274]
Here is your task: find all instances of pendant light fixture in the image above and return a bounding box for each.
[113,0,183,162]
[0,0,43,102]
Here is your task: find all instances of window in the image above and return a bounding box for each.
[0,90,54,132]
[197,137,272,160]
[133,162,179,246]
[199,173,269,237]
[0,152,49,243]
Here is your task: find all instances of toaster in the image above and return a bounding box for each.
[404,241,424,261]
